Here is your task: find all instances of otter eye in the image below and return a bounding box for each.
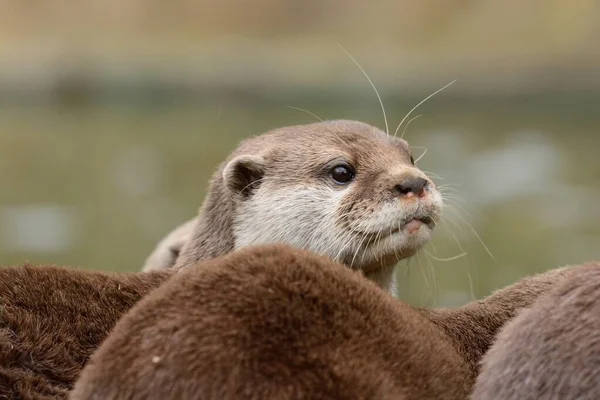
[410,155,415,165]
[330,165,355,185]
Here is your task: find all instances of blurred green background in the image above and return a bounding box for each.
[1,0,599,306]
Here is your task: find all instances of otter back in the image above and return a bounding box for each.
[471,262,600,400]
[0,264,171,398]
[71,244,471,400]
[73,246,583,400]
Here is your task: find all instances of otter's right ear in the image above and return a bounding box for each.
[222,155,266,198]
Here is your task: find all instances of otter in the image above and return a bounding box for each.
[0,118,439,397]
[0,264,173,398]
[70,244,578,400]
[144,119,443,294]
[142,218,195,272]
[471,262,600,400]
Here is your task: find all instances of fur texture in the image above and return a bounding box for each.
[71,245,578,400]
[72,245,469,400]
[0,264,172,399]
[165,120,442,293]
[424,265,573,381]
[142,219,195,272]
[471,262,600,400]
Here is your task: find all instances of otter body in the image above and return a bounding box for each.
[0,119,443,398]
[142,218,195,272]
[72,245,471,400]
[144,120,443,294]
[0,264,172,398]
[471,262,600,400]
[71,245,579,400]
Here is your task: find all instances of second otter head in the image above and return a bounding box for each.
[220,120,442,282]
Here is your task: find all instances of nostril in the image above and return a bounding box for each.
[395,177,428,196]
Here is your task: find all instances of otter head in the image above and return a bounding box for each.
[217,120,442,291]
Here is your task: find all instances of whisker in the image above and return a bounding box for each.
[429,239,438,254]
[332,227,359,263]
[416,256,430,289]
[436,185,461,192]
[350,230,370,269]
[466,265,476,301]
[444,197,489,223]
[417,255,436,306]
[425,252,439,305]
[397,114,423,139]
[336,43,389,135]
[286,106,324,122]
[438,192,463,200]
[450,231,477,301]
[424,250,467,262]
[393,79,457,137]
[440,212,466,235]
[415,147,428,164]
[448,210,497,263]
[420,170,445,180]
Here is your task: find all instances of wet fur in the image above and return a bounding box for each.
[71,245,576,400]
[471,262,600,400]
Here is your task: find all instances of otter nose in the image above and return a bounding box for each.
[394,177,428,197]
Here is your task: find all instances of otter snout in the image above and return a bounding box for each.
[394,177,428,198]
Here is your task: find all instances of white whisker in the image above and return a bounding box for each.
[424,250,467,262]
[394,79,457,137]
[336,43,389,135]
[286,106,324,122]
[398,114,423,139]
[420,170,445,180]
[448,210,497,263]
[415,147,428,164]
[450,231,477,301]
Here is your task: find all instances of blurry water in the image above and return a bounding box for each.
[0,97,598,306]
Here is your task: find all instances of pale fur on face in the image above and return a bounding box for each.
[233,167,443,289]
[153,120,444,294]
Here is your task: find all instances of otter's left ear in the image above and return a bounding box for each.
[222,155,266,198]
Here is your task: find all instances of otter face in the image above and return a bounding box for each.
[224,120,443,279]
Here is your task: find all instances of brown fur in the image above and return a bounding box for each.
[471,262,600,400]
[423,264,573,381]
[0,264,172,399]
[0,119,441,397]
[71,245,578,400]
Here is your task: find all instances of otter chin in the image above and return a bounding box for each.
[144,120,443,294]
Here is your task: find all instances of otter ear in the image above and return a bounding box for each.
[222,155,266,198]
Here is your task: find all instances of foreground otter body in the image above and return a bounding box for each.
[471,263,600,400]
[144,120,443,294]
[71,245,577,400]
[0,265,172,398]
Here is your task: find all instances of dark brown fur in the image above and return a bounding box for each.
[0,265,172,399]
[70,245,578,400]
[471,262,600,400]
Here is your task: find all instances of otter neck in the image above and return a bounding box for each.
[174,172,236,269]
[364,265,397,296]
[422,266,571,380]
